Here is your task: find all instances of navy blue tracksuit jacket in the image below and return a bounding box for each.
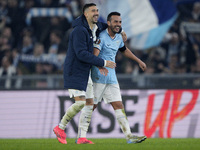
[63,15,107,91]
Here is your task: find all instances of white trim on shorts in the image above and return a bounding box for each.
[93,83,122,104]
[68,89,86,98]
[68,76,94,99]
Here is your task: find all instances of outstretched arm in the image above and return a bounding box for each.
[121,47,147,71]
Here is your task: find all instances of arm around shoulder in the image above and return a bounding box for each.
[72,27,105,67]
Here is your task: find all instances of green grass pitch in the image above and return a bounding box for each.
[0,138,200,150]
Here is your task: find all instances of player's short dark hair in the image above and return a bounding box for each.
[82,3,96,13]
[107,12,121,21]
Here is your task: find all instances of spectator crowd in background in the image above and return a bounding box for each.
[0,0,200,81]
[117,1,200,75]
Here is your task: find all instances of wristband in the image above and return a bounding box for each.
[104,60,107,67]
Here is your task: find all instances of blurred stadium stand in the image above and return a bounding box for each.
[0,74,200,89]
[0,0,200,90]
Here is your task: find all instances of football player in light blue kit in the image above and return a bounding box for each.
[91,12,147,143]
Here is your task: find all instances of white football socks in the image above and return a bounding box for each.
[77,105,93,138]
[59,101,86,130]
[115,109,132,139]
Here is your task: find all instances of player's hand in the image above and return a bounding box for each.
[121,31,127,42]
[139,61,147,71]
[98,67,108,76]
[106,60,116,69]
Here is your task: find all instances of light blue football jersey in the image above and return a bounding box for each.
[91,29,124,84]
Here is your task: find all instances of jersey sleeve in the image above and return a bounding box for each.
[118,35,126,52]
[119,36,125,48]
[94,35,103,51]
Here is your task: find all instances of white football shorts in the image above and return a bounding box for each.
[93,83,122,104]
[68,76,94,99]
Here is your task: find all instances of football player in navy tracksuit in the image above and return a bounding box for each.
[53,3,116,144]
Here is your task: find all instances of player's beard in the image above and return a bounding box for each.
[92,15,99,24]
[110,25,121,34]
